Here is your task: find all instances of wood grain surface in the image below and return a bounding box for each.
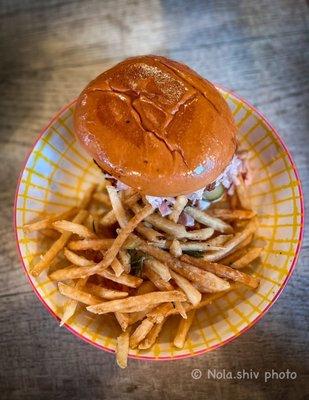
[0,0,308,399]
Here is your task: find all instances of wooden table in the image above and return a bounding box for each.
[0,0,308,399]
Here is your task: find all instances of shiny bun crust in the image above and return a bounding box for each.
[74,55,237,196]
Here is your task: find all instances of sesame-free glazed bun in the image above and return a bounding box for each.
[74,55,237,196]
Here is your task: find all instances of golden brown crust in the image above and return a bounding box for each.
[74,55,237,196]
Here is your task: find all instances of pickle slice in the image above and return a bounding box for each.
[203,184,225,201]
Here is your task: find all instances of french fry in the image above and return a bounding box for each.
[90,204,154,275]
[98,270,143,288]
[192,280,238,295]
[185,227,214,241]
[170,239,182,257]
[231,247,263,269]
[210,209,256,221]
[40,229,60,239]
[96,179,107,192]
[220,248,246,265]
[138,319,165,350]
[111,258,125,277]
[166,286,235,316]
[68,238,114,251]
[135,224,164,242]
[142,266,186,319]
[134,235,230,292]
[100,210,117,226]
[144,258,171,282]
[174,302,187,319]
[64,248,93,267]
[58,282,102,305]
[133,204,216,241]
[144,213,188,238]
[137,281,157,295]
[49,265,92,280]
[106,185,128,227]
[154,240,223,252]
[125,281,158,324]
[123,187,136,199]
[142,266,186,317]
[53,220,96,239]
[127,309,151,325]
[115,312,130,332]
[23,207,78,232]
[192,281,216,294]
[233,220,250,231]
[120,304,156,314]
[219,235,254,265]
[60,277,88,326]
[146,303,174,324]
[50,264,143,288]
[143,265,174,291]
[173,310,196,349]
[130,204,188,237]
[181,255,260,289]
[85,283,128,299]
[116,329,130,368]
[235,175,251,210]
[93,192,111,207]
[202,219,257,262]
[118,250,131,274]
[79,184,97,209]
[92,209,105,217]
[123,192,141,207]
[87,291,186,315]
[184,206,233,233]
[31,209,88,277]
[175,262,231,293]
[169,195,188,223]
[205,234,234,246]
[129,318,154,349]
[170,270,201,306]
[228,191,238,210]
[85,213,96,233]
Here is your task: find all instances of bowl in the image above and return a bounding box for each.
[14,87,304,360]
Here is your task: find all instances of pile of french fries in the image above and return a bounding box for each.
[24,175,262,368]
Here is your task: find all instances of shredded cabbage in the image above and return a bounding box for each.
[104,153,250,224]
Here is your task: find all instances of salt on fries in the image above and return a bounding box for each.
[24,176,262,368]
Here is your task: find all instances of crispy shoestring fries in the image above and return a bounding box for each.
[24,174,261,368]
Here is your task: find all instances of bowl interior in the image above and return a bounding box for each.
[15,89,303,360]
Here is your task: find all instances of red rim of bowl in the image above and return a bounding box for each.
[13,88,305,361]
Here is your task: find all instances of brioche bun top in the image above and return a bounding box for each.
[74,55,237,196]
